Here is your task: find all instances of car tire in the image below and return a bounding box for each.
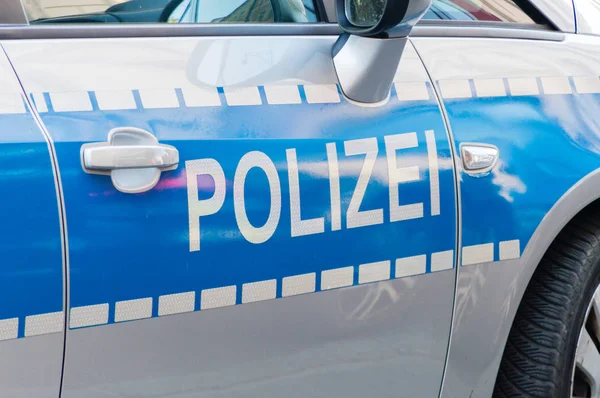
[493,207,600,398]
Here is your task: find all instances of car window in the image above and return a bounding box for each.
[22,0,318,24]
[169,0,275,23]
[422,0,536,23]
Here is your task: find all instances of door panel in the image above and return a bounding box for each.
[0,48,64,398]
[5,37,456,397]
[413,34,600,397]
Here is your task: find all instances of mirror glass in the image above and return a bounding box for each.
[345,0,385,27]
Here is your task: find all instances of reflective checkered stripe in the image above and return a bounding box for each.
[0,312,65,341]
[16,76,599,116]
[61,239,522,331]
[438,76,600,99]
[27,82,436,114]
[462,240,521,266]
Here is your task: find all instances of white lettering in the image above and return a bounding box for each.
[425,130,440,216]
[234,151,281,244]
[384,133,423,222]
[344,137,383,229]
[186,158,226,252]
[286,148,325,237]
[187,130,441,251]
[326,142,342,231]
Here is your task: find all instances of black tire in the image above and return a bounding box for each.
[493,207,600,398]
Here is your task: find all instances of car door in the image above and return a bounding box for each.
[3,1,457,397]
[408,0,600,396]
[0,48,64,397]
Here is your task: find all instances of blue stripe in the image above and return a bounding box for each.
[0,111,63,337]
[216,86,227,107]
[175,88,186,109]
[132,90,143,110]
[89,91,99,111]
[43,92,53,112]
[298,85,307,103]
[37,89,456,330]
[257,85,268,105]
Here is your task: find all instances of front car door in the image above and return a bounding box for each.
[3,2,457,397]
[404,0,600,396]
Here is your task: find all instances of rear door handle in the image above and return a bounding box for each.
[81,127,179,193]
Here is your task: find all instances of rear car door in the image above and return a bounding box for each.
[3,2,457,397]
[0,47,64,397]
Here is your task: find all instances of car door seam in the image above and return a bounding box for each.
[411,38,463,398]
[0,43,70,398]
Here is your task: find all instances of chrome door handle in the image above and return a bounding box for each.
[460,143,499,177]
[81,127,179,193]
[82,145,178,171]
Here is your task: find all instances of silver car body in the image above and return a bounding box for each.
[0,0,598,397]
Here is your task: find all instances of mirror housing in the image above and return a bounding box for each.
[333,0,432,104]
[338,0,432,38]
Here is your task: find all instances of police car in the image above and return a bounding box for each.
[0,0,598,397]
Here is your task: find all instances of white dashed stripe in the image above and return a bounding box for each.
[282,273,316,297]
[396,254,426,278]
[115,297,152,322]
[0,318,18,341]
[264,85,302,105]
[12,76,599,116]
[500,239,521,260]
[96,90,136,111]
[25,311,63,337]
[32,92,48,113]
[573,76,600,94]
[139,88,179,109]
[462,243,494,266]
[359,261,391,284]
[395,81,430,101]
[508,77,539,96]
[0,93,25,114]
[201,285,236,310]
[7,238,522,338]
[439,80,472,99]
[474,78,506,98]
[158,291,195,316]
[50,91,92,112]
[181,86,221,107]
[541,77,572,95]
[224,86,262,106]
[304,84,340,104]
[431,250,454,272]
[242,280,276,304]
[70,304,109,328]
[321,266,354,290]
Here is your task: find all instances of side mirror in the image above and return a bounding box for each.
[333,0,432,104]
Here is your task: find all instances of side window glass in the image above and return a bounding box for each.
[422,0,536,23]
[23,0,318,24]
[173,0,275,23]
[301,0,317,22]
